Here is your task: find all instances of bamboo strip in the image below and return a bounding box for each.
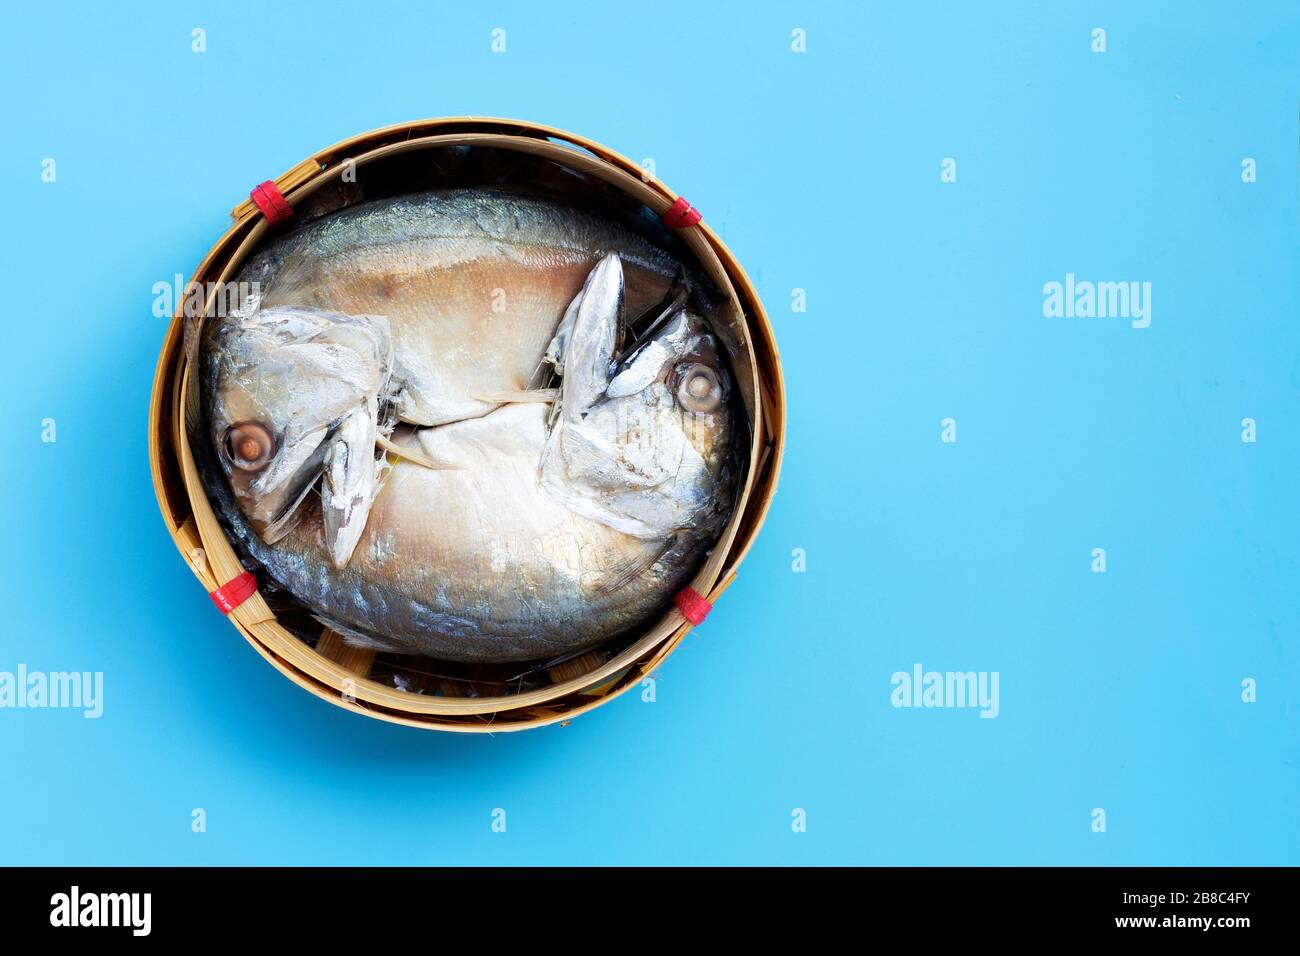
[316,629,377,677]
[546,651,607,685]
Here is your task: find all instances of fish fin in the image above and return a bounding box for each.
[589,538,675,596]
[375,432,459,470]
[526,352,559,391]
[261,243,319,306]
[624,267,688,354]
[543,291,580,376]
[321,404,379,569]
[558,254,623,422]
[312,612,408,654]
[473,388,558,405]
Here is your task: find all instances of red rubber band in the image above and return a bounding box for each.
[674,587,712,626]
[250,181,295,226]
[209,571,257,614]
[661,196,701,229]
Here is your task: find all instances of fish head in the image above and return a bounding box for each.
[542,255,739,539]
[605,309,733,448]
[205,303,392,566]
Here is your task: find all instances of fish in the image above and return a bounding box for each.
[194,188,743,662]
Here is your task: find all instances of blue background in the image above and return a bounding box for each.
[1,1,1296,865]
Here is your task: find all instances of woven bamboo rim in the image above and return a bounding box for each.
[148,117,785,731]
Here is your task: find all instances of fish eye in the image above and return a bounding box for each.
[673,363,723,414]
[226,422,275,472]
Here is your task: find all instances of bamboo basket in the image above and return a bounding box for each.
[148,117,785,732]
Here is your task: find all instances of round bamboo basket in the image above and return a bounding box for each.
[148,117,785,732]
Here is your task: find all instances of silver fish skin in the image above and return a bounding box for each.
[198,191,742,662]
